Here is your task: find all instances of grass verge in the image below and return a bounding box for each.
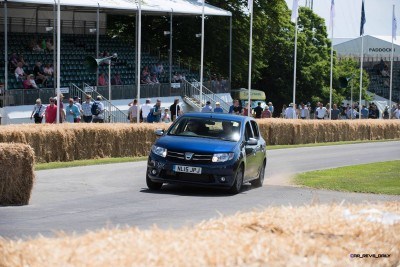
[35,157,148,171]
[294,160,400,195]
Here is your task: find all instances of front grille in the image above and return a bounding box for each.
[166,150,213,163]
[161,170,214,183]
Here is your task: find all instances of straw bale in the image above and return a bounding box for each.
[0,203,399,266]
[0,143,35,205]
[0,120,399,163]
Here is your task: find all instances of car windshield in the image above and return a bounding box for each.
[168,117,241,141]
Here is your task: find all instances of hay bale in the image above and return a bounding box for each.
[0,203,399,266]
[0,143,35,205]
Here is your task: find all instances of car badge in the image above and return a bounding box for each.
[185,152,194,160]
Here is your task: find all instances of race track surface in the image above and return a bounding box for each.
[1,141,399,239]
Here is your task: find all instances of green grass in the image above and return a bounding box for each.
[294,160,400,195]
[35,157,147,171]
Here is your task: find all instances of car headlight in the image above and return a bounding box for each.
[152,145,167,158]
[212,153,234,162]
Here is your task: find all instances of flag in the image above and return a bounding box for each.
[393,7,397,40]
[360,0,366,36]
[248,0,253,12]
[329,0,335,30]
[291,0,299,23]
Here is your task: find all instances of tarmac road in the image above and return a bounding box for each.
[1,141,399,239]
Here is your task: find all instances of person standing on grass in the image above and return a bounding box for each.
[45,97,57,124]
[30,98,46,124]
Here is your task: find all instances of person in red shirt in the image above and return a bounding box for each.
[45,97,57,123]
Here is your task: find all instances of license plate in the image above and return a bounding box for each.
[173,165,202,174]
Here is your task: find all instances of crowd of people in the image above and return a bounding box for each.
[140,62,164,84]
[30,94,106,124]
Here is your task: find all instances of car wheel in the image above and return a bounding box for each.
[229,166,243,194]
[146,173,163,190]
[251,161,265,188]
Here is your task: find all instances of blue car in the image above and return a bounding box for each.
[146,112,267,194]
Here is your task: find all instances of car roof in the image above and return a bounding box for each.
[180,112,254,123]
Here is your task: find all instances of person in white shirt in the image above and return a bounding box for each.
[299,103,310,119]
[315,102,327,120]
[15,62,26,81]
[30,98,46,124]
[285,103,296,119]
[73,96,83,123]
[393,105,400,119]
[140,99,153,122]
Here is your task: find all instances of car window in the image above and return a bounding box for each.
[244,122,254,141]
[250,120,260,139]
[168,117,241,141]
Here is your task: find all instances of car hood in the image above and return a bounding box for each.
[155,135,238,153]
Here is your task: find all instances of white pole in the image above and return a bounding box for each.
[169,9,173,89]
[108,63,111,122]
[329,23,334,120]
[389,4,395,119]
[359,34,364,119]
[56,0,61,124]
[292,16,298,119]
[4,0,8,112]
[247,1,253,117]
[199,0,205,111]
[136,0,141,123]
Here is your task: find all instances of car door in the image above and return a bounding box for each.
[250,120,266,176]
[243,121,258,181]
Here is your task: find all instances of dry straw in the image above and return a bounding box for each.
[0,120,399,163]
[0,143,35,205]
[0,203,399,266]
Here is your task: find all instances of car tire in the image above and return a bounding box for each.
[251,161,266,188]
[229,166,243,194]
[146,173,163,190]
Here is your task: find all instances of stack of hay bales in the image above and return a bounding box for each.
[0,143,35,205]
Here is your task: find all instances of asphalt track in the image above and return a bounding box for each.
[1,141,400,239]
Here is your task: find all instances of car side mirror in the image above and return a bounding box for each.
[246,138,258,146]
[155,129,164,136]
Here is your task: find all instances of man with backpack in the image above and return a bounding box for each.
[92,95,105,123]
[147,99,162,123]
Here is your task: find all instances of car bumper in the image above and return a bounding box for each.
[147,155,239,188]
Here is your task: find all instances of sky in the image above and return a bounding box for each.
[284,0,399,38]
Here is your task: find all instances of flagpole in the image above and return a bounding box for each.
[199,0,205,111]
[136,0,141,123]
[56,0,61,124]
[292,17,298,119]
[329,14,334,120]
[247,1,253,117]
[359,34,364,120]
[389,4,395,119]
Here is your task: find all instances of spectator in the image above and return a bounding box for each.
[9,53,19,71]
[268,102,274,117]
[201,101,213,113]
[30,98,45,124]
[254,102,263,118]
[92,96,105,123]
[31,39,43,52]
[150,99,162,123]
[65,98,80,123]
[281,104,287,118]
[369,104,379,119]
[383,106,390,119]
[98,73,107,86]
[261,106,272,118]
[393,104,400,119]
[23,74,38,89]
[285,103,296,119]
[53,94,65,123]
[128,99,139,123]
[33,61,48,86]
[161,108,171,123]
[45,97,57,123]
[46,39,54,51]
[229,99,243,115]
[360,105,369,119]
[150,73,159,84]
[214,102,223,113]
[314,102,327,120]
[141,66,150,84]
[43,64,54,77]
[299,103,310,119]
[347,105,359,119]
[18,54,29,67]
[111,73,123,85]
[243,103,252,116]
[82,94,93,123]
[73,96,82,122]
[141,99,153,123]
[14,62,26,81]
[169,98,182,121]
[330,104,340,120]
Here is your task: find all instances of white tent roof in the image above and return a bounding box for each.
[6,0,232,16]
[333,35,400,57]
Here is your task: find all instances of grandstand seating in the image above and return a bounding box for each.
[0,33,199,89]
